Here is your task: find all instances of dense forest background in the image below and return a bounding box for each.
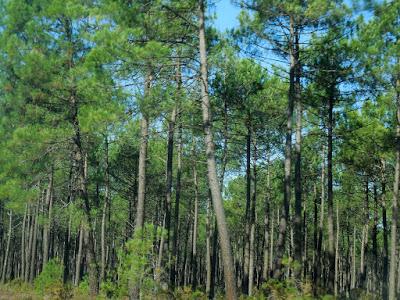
[0,0,399,299]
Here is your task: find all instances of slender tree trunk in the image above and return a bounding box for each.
[293,30,303,278]
[359,179,369,288]
[248,141,257,296]
[381,160,389,300]
[21,205,27,279]
[262,165,271,281]
[372,183,378,290]
[327,87,335,293]
[135,115,149,231]
[157,106,177,283]
[25,205,33,282]
[191,148,199,289]
[243,124,251,293]
[334,205,339,296]
[198,1,237,298]
[351,228,356,289]
[206,198,212,296]
[75,224,84,286]
[29,201,39,282]
[273,15,295,280]
[171,117,182,289]
[389,81,400,300]
[43,169,54,267]
[101,136,110,281]
[1,211,12,283]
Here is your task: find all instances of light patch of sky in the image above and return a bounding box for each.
[212,0,241,32]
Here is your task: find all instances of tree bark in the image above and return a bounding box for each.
[191,147,199,289]
[273,15,295,280]
[1,211,12,283]
[262,164,271,281]
[198,1,237,298]
[248,140,257,296]
[326,86,335,293]
[101,136,110,281]
[74,224,84,286]
[389,80,400,300]
[156,106,177,283]
[171,116,182,289]
[381,160,389,300]
[293,29,303,278]
[43,169,54,267]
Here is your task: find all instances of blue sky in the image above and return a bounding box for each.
[212,0,241,31]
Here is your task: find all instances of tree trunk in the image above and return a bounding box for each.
[156,106,177,283]
[359,179,369,288]
[381,160,389,300]
[243,124,251,293]
[262,164,270,281]
[29,201,40,282]
[43,169,54,267]
[389,80,400,300]
[327,87,335,293]
[293,29,303,278]
[273,15,295,280]
[20,205,27,279]
[351,228,356,289]
[191,147,199,289]
[171,118,182,289]
[206,198,212,296]
[75,225,84,286]
[198,1,237,298]
[101,136,110,281]
[1,211,12,283]
[197,2,237,298]
[334,205,339,296]
[248,140,257,296]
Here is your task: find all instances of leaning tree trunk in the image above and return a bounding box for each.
[389,80,400,300]
[198,1,237,298]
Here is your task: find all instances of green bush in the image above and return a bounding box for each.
[34,258,71,299]
[116,223,163,298]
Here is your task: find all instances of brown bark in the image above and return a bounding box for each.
[198,1,237,298]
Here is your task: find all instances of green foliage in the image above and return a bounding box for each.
[34,258,71,299]
[116,223,163,297]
